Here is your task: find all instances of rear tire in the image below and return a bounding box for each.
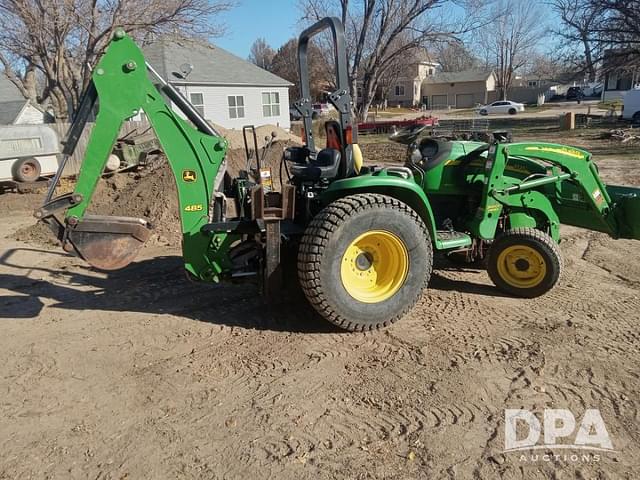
[298,193,433,331]
[632,111,640,124]
[487,228,562,298]
[12,157,41,182]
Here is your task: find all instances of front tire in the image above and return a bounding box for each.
[487,228,562,298]
[508,108,517,115]
[298,194,433,331]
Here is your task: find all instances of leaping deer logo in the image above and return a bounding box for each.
[182,170,197,182]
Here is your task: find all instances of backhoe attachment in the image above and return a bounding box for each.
[39,29,228,276]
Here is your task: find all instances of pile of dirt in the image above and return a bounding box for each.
[12,176,130,247]
[212,124,302,150]
[225,138,300,190]
[12,221,59,246]
[0,191,46,216]
[13,140,300,249]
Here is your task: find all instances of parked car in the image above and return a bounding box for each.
[312,103,333,118]
[477,101,525,116]
[623,88,640,123]
[0,125,60,183]
[566,87,584,100]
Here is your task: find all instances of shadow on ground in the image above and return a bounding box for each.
[0,247,335,333]
[0,247,511,330]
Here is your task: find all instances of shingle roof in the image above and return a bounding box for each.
[0,100,26,124]
[423,70,494,84]
[0,73,25,103]
[144,38,292,87]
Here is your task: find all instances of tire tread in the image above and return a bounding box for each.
[487,227,562,297]
[298,193,431,331]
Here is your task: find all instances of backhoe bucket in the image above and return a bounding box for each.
[607,185,640,240]
[65,215,151,270]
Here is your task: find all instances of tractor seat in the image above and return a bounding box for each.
[289,148,341,181]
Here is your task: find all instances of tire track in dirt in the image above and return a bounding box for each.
[1,343,62,418]
[3,190,640,478]
[467,341,638,478]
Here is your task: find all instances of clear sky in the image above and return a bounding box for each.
[215,1,300,59]
[215,1,558,60]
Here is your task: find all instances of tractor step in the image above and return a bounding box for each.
[436,230,472,250]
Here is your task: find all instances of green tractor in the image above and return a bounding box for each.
[38,18,640,331]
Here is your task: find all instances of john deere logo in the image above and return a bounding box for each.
[182,170,197,182]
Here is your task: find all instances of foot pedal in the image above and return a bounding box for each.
[436,230,472,249]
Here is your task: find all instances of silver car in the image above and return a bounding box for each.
[478,100,525,116]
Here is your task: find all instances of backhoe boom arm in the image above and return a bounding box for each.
[40,29,232,280]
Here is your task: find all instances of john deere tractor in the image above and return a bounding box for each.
[38,18,640,331]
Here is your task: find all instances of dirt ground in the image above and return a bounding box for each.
[1,133,639,479]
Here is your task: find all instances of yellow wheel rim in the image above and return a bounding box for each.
[340,230,409,303]
[496,245,547,289]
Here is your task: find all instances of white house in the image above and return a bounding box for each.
[144,38,292,131]
[600,50,640,102]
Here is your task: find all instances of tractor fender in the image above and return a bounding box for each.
[501,191,561,242]
[321,173,438,239]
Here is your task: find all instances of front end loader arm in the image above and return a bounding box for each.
[38,29,233,280]
[470,142,640,241]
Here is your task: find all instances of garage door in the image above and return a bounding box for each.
[431,95,448,108]
[456,94,474,108]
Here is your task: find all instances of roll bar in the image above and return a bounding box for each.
[294,17,357,153]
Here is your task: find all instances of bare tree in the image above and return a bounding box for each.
[524,53,564,80]
[270,38,332,100]
[550,0,600,81]
[478,0,547,100]
[248,38,276,71]
[374,54,407,106]
[299,0,489,121]
[590,0,640,51]
[589,0,640,70]
[545,0,640,81]
[0,0,232,121]
[433,41,478,72]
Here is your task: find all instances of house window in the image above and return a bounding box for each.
[394,85,405,96]
[262,92,281,117]
[228,95,245,119]
[190,93,205,117]
[428,68,434,75]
